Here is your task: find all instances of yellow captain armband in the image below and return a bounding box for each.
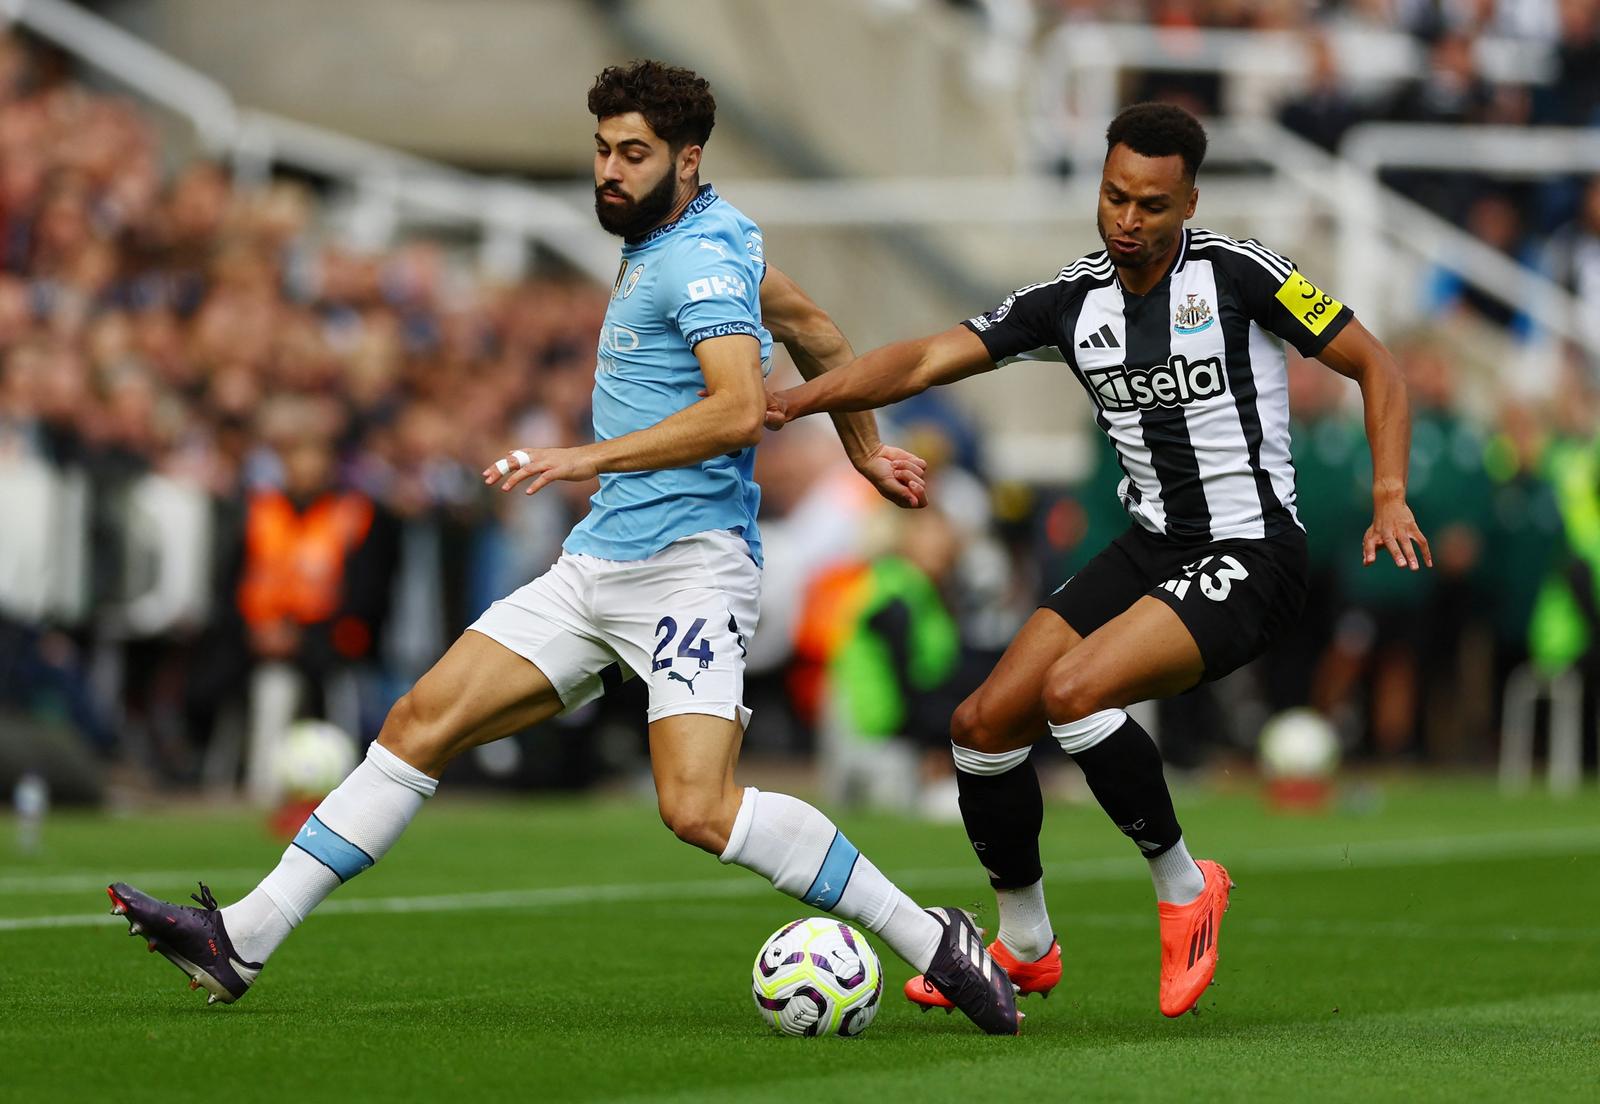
[1274,271,1344,336]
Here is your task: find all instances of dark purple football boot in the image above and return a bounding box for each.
[923,906,1022,1035]
[107,882,261,1005]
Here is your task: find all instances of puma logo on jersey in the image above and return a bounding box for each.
[1083,355,1227,412]
[667,670,703,694]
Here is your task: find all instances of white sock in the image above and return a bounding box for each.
[720,787,942,972]
[221,742,438,964]
[1148,835,1205,904]
[995,879,1054,962]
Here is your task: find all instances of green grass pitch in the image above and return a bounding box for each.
[3,778,1597,1102]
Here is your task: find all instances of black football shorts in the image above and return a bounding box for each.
[1042,524,1309,682]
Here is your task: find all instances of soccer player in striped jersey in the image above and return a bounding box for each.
[765,102,1431,1018]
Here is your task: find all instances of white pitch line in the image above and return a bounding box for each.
[1067,913,1600,945]
[7,824,1597,896]
[0,869,264,895]
[2,825,1597,935]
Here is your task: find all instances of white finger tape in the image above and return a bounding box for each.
[495,450,531,477]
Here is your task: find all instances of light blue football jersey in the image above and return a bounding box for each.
[563,184,774,565]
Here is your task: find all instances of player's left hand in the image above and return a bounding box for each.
[483,447,599,497]
[856,444,928,509]
[1362,497,1432,570]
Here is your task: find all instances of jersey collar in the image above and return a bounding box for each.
[626,183,719,249]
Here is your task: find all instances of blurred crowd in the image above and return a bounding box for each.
[2,19,1599,802]
[0,31,608,789]
[1038,0,1599,56]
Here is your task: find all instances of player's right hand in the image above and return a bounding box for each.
[483,446,599,497]
[856,444,928,510]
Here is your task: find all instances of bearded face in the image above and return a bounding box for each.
[593,161,679,239]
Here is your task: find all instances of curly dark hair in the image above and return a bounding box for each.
[588,60,716,150]
[1105,103,1208,181]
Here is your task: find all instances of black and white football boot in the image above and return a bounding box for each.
[922,906,1022,1035]
[107,882,261,1005]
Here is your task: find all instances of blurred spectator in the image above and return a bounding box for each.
[1482,400,1563,694]
[1425,190,1538,338]
[1277,31,1368,151]
[1526,369,1600,683]
[228,430,398,797]
[1547,0,1600,125]
[1315,336,1494,758]
[1543,175,1600,367]
[820,507,969,816]
[1266,355,1365,714]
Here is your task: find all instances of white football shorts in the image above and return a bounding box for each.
[468,529,759,728]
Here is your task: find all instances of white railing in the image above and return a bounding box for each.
[1024,22,1599,362]
[1029,20,1555,169]
[0,0,617,284]
[1340,122,1600,176]
[8,1,1594,361]
[1251,121,1599,361]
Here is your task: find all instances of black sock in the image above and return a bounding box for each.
[955,757,1044,890]
[1069,715,1183,858]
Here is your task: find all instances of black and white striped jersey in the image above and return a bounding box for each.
[963,227,1353,544]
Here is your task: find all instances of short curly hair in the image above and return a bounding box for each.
[1106,103,1208,181]
[588,60,716,150]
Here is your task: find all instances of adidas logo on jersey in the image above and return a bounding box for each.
[1082,354,1227,412]
[1078,323,1120,349]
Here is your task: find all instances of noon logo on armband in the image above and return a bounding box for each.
[1274,271,1343,336]
[687,274,746,300]
[1083,355,1228,412]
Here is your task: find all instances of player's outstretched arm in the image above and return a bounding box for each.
[1317,318,1433,571]
[760,264,926,508]
[485,334,766,497]
[767,324,995,428]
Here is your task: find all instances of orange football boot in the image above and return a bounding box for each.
[904,937,1062,1010]
[1158,858,1233,1017]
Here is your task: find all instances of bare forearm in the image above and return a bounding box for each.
[583,395,761,474]
[782,323,883,462]
[784,337,937,420]
[1359,357,1411,503]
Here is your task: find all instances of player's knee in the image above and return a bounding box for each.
[657,793,729,854]
[951,695,1006,753]
[378,690,452,770]
[1042,668,1107,725]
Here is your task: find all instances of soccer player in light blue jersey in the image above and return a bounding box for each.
[109,60,1020,1034]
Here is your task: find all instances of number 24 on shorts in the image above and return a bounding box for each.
[653,616,715,671]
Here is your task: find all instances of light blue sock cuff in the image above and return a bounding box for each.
[801,830,861,912]
[291,814,374,883]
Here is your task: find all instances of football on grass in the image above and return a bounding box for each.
[751,918,883,1037]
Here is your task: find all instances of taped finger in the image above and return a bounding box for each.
[495,449,531,477]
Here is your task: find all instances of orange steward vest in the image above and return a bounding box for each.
[237,490,374,627]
